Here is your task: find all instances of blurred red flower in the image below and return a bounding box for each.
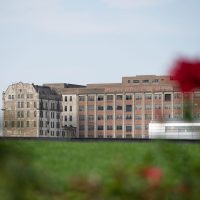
[170,58,200,92]
[140,167,163,187]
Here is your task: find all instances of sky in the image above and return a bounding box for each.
[0,0,200,108]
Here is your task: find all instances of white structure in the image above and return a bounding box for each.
[149,121,200,139]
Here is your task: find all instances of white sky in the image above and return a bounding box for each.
[0,0,200,107]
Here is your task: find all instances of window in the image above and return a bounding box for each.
[27,111,30,118]
[21,121,24,128]
[17,102,20,108]
[70,96,72,101]
[174,104,181,109]
[34,102,36,108]
[116,115,122,120]
[65,96,68,101]
[107,125,113,130]
[155,104,161,109]
[65,116,67,121]
[165,94,171,101]
[128,80,131,83]
[135,94,142,100]
[135,125,141,130]
[70,106,72,111]
[8,95,11,99]
[154,94,162,100]
[142,80,149,83]
[79,96,85,101]
[116,95,123,100]
[164,104,171,109]
[88,115,94,121]
[88,126,94,131]
[88,96,95,101]
[17,111,20,118]
[152,79,159,83]
[97,106,104,110]
[116,105,122,110]
[79,106,85,111]
[133,80,140,83]
[40,111,43,118]
[126,126,132,132]
[135,105,142,110]
[11,121,15,127]
[126,105,132,112]
[79,125,85,130]
[27,102,30,108]
[79,115,85,121]
[34,111,37,117]
[145,114,151,120]
[135,115,142,120]
[126,95,132,100]
[174,92,182,99]
[97,115,104,120]
[126,115,132,120]
[107,95,113,101]
[107,105,113,110]
[21,102,24,108]
[145,94,152,100]
[88,105,94,110]
[97,126,104,130]
[97,95,104,101]
[17,121,20,127]
[69,116,72,121]
[5,121,8,127]
[107,115,113,120]
[145,105,152,110]
[116,125,122,130]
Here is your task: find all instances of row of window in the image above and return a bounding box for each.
[64,106,73,112]
[40,121,60,128]
[17,101,36,109]
[8,93,34,100]
[64,115,73,121]
[79,93,175,101]
[64,96,73,102]
[5,121,36,128]
[79,114,147,121]
[79,125,143,131]
[79,104,183,111]
[127,79,159,84]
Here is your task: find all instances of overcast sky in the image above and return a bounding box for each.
[0,0,200,107]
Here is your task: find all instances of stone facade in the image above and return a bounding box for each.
[2,82,72,137]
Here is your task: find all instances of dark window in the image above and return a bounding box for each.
[88,96,95,101]
[97,95,104,101]
[69,116,72,121]
[165,94,171,101]
[97,106,104,110]
[116,95,123,100]
[65,96,68,101]
[70,106,72,111]
[116,105,122,110]
[107,105,113,110]
[97,115,104,120]
[126,95,132,100]
[116,125,122,130]
[97,126,104,130]
[142,80,149,83]
[65,116,67,121]
[70,96,72,101]
[126,105,132,112]
[126,126,132,132]
[107,95,113,101]
[79,115,85,121]
[133,80,140,83]
[126,115,132,120]
[107,115,113,120]
[107,125,113,130]
[79,96,85,101]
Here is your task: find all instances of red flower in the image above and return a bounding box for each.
[140,167,163,187]
[170,58,200,92]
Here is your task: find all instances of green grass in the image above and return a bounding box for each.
[1,140,200,199]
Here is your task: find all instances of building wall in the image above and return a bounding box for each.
[3,82,38,137]
[62,94,78,128]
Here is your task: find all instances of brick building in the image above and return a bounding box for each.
[3,76,200,138]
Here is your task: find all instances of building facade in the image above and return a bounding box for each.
[2,82,64,137]
[2,76,200,138]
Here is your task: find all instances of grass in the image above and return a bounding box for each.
[1,140,200,199]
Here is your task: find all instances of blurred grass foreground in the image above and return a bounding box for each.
[1,140,200,200]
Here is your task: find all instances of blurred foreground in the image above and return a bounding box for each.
[0,141,200,200]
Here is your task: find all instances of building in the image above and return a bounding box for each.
[149,121,200,139]
[2,82,64,137]
[0,110,3,136]
[3,75,200,138]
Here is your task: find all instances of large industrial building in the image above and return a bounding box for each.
[2,75,200,138]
